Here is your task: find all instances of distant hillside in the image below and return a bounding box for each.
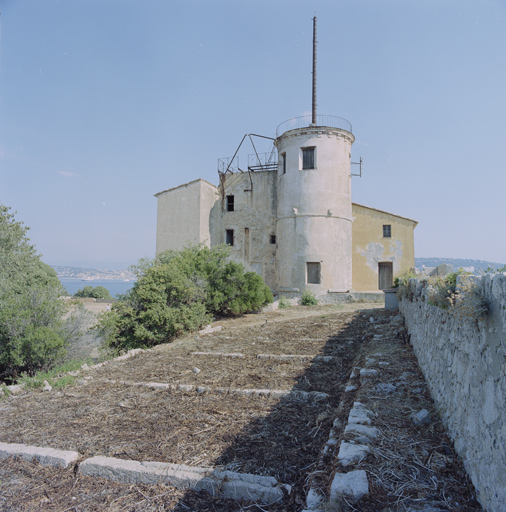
[51,265,135,281]
[415,258,506,272]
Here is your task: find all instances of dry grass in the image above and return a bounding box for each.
[0,304,482,511]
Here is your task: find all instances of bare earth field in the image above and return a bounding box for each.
[0,303,482,511]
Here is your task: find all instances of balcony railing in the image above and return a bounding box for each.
[276,115,352,138]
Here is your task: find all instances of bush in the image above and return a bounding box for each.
[278,296,290,309]
[74,285,112,300]
[301,290,318,306]
[0,205,79,383]
[97,244,273,353]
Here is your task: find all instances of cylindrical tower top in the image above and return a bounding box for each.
[276,115,353,139]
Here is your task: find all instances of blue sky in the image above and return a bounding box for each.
[1,0,505,269]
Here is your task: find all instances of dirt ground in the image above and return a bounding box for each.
[0,303,482,511]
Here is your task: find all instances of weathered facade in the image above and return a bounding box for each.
[155,116,417,295]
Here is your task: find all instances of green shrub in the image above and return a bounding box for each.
[74,285,112,300]
[278,296,290,309]
[97,244,273,353]
[0,205,79,383]
[301,290,318,306]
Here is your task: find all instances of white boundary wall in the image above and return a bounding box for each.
[399,274,506,512]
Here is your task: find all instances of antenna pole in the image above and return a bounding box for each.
[312,15,317,125]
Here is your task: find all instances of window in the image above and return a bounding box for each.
[226,195,234,212]
[302,147,315,170]
[270,234,276,244]
[383,225,391,238]
[281,152,286,174]
[306,262,321,284]
[226,229,234,246]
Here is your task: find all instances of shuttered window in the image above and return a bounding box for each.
[302,147,315,170]
[306,262,321,284]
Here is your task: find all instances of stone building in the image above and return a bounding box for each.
[155,115,417,296]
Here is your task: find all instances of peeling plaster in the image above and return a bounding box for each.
[361,243,384,272]
[360,240,403,273]
[389,240,403,272]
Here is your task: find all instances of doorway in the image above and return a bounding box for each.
[378,262,393,290]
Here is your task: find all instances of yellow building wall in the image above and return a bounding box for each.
[352,203,417,292]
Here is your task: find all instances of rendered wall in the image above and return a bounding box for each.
[352,203,416,291]
[216,171,277,290]
[275,126,354,294]
[155,179,219,254]
[399,275,506,512]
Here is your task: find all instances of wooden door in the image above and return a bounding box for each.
[378,262,393,290]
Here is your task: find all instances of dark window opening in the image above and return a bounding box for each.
[281,152,286,174]
[270,234,276,244]
[307,262,321,284]
[226,195,234,212]
[383,225,391,238]
[302,147,315,170]
[226,229,234,246]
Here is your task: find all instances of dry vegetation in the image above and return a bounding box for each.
[0,303,482,511]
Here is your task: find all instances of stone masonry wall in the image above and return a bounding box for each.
[399,274,506,512]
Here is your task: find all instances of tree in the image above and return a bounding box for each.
[98,244,273,352]
[0,205,70,382]
[74,285,112,300]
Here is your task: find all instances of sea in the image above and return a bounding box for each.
[60,279,135,299]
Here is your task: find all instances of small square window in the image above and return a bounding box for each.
[281,152,286,174]
[226,195,234,212]
[226,229,234,246]
[383,225,391,238]
[302,147,315,170]
[307,262,321,284]
[270,235,276,244]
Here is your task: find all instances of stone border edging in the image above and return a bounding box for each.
[0,442,79,468]
[80,456,289,504]
[0,442,289,505]
[104,379,329,400]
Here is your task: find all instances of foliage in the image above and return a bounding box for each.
[426,270,464,310]
[483,264,506,274]
[97,244,273,353]
[0,205,76,383]
[398,266,488,320]
[17,358,90,390]
[278,296,291,309]
[74,285,112,300]
[301,289,318,306]
[394,270,418,299]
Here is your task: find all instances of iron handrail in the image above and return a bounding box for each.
[276,115,352,138]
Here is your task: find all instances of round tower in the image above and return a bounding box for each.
[275,115,355,295]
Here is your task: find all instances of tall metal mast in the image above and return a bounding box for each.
[312,15,317,125]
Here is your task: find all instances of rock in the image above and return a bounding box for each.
[374,383,397,394]
[344,423,379,440]
[330,470,369,501]
[193,367,201,374]
[411,409,431,426]
[345,385,358,392]
[348,404,373,426]
[360,369,378,378]
[7,384,24,395]
[337,442,370,466]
